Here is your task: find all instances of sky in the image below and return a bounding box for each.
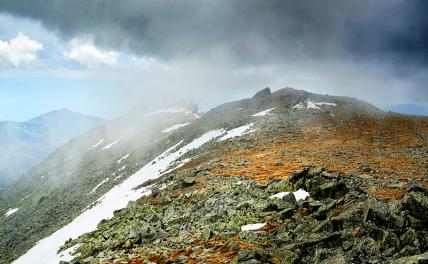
[0,0,427,121]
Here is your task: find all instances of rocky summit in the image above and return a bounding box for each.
[1,88,427,264]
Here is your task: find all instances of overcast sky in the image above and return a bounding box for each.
[0,0,427,120]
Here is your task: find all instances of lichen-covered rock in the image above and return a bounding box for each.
[59,167,428,264]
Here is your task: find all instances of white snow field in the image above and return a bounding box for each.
[241,223,266,232]
[102,138,121,150]
[218,123,255,141]
[89,178,110,194]
[117,154,130,164]
[13,129,226,264]
[87,139,105,150]
[293,99,336,110]
[269,189,310,201]
[4,208,19,217]
[251,108,275,117]
[161,123,190,133]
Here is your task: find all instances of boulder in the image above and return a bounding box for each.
[313,181,347,200]
[180,178,196,188]
[282,192,298,209]
[278,208,295,221]
[400,228,420,248]
[288,168,309,184]
[392,253,428,264]
[150,187,161,197]
[402,191,428,221]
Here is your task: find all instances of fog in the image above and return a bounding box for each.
[0,0,427,114]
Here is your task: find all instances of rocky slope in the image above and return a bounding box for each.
[0,103,199,263]
[63,167,428,263]
[2,88,427,263]
[0,109,105,186]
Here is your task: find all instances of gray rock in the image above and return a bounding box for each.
[403,191,428,221]
[392,252,428,264]
[282,192,298,209]
[382,230,400,250]
[400,228,420,248]
[181,178,196,188]
[319,254,346,264]
[315,181,348,200]
[278,208,295,221]
[203,228,214,241]
[145,214,160,223]
[150,187,161,197]
[238,249,261,261]
[288,168,309,183]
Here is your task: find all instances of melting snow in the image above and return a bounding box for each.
[251,108,275,117]
[112,173,124,182]
[102,138,120,150]
[4,208,19,217]
[241,223,266,232]
[89,178,110,194]
[87,139,105,150]
[162,123,190,133]
[13,129,225,264]
[218,123,255,141]
[21,194,31,201]
[117,154,130,164]
[293,100,336,110]
[269,189,310,201]
[58,244,80,262]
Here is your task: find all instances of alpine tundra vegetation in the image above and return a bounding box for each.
[1,88,427,263]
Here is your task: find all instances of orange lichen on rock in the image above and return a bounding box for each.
[142,236,259,264]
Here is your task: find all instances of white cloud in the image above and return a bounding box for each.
[66,41,118,67]
[0,33,43,66]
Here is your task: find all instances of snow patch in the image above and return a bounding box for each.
[218,123,255,141]
[21,194,31,201]
[89,178,110,194]
[269,189,310,201]
[102,138,120,150]
[87,139,105,150]
[58,244,80,262]
[251,108,275,117]
[162,123,190,133]
[293,100,336,110]
[241,223,266,232]
[117,154,130,164]
[4,208,19,217]
[293,189,311,201]
[13,129,225,264]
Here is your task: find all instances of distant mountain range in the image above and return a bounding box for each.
[0,109,105,187]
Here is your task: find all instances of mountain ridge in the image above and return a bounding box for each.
[0,109,105,187]
[1,88,427,264]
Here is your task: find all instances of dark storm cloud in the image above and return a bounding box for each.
[0,0,427,109]
[0,0,427,66]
